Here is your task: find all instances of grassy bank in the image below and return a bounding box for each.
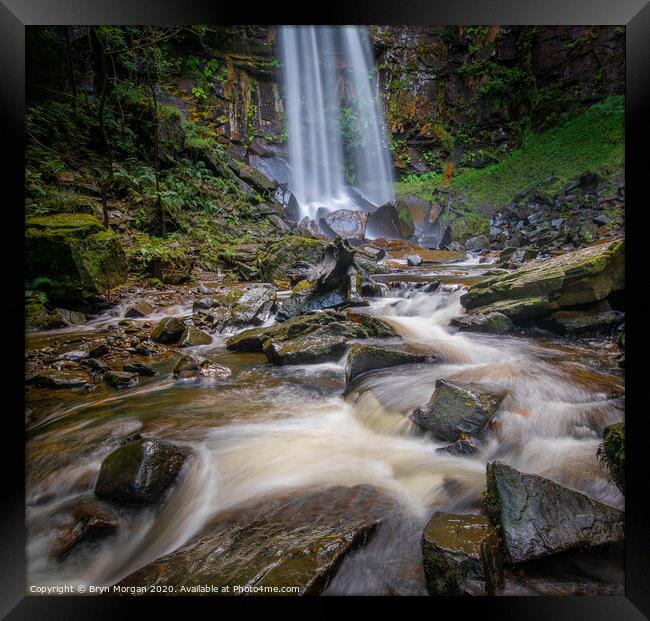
[396,96,624,212]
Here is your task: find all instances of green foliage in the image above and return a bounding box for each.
[396,96,624,211]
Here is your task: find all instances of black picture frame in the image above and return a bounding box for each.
[3,0,649,618]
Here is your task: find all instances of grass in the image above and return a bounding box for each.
[396,96,624,211]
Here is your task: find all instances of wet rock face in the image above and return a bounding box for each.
[366,201,415,240]
[178,326,212,347]
[151,317,186,344]
[422,512,503,595]
[25,214,127,302]
[483,461,624,564]
[545,308,624,336]
[116,485,395,595]
[435,438,479,457]
[411,379,506,441]
[95,439,188,505]
[460,238,624,321]
[599,422,624,495]
[346,344,429,386]
[450,312,514,335]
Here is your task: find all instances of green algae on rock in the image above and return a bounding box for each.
[599,422,625,495]
[460,238,624,320]
[25,214,127,302]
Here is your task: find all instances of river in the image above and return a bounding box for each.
[25,254,625,595]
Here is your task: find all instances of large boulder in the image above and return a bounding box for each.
[25,214,127,302]
[483,461,624,564]
[319,209,368,240]
[226,310,399,367]
[460,239,624,321]
[95,438,188,505]
[422,512,503,596]
[151,317,186,343]
[411,379,506,441]
[346,344,428,386]
[258,236,327,282]
[599,422,624,495]
[116,485,394,595]
[450,313,514,335]
[366,201,415,240]
[464,235,490,252]
[544,309,624,336]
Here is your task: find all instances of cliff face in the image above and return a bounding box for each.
[371,26,624,173]
[180,25,623,175]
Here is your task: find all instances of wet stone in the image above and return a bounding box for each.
[422,511,503,595]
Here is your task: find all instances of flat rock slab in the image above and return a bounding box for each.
[450,312,514,335]
[411,379,506,441]
[460,238,624,320]
[484,461,624,564]
[346,343,429,386]
[422,512,503,595]
[116,485,395,595]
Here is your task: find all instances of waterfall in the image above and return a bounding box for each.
[278,26,395,221]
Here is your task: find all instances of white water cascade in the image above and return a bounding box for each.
[278,26,395,220]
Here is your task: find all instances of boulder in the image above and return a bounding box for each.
[460,239,624,321]
[258,236,327,282]
[172,355,232,381]
[483,461,624,564]
[464,235,490,252]
[319,209,368,240]
[227,286,276,328]
[226,310,399,367]
[366,201,415,240]
[25,214,127,302]
[104,370,139,389]
[53,308,86,326]
[124,301,155,318]
[151,317,186,344]
[406,255,422,267]
[598,422,624,495]
[422,512,502,595]
[123,362,157,377]
[95,438,188,505]
[116,485,394,595]
[545,309,624,336]
[178,326,212,347]
[450,313,514,335]
[51,501,119,561]
[28,369,91,389]
[346,344,428,386]
[411,379,506,441]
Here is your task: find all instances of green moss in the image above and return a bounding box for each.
[396,96,624,212]
[258,237,327,282]
[599,422,624,494]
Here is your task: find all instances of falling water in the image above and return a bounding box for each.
[278,26,395,220]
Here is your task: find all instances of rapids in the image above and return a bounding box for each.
[25,258,624,594]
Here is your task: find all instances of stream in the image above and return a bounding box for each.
[25,255,625,595]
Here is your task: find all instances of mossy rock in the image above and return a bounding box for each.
[599,422,624,495]
[25,214,127,302]
[95,439,188,505]
[258,236,327,281]
[460,238,624,320]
